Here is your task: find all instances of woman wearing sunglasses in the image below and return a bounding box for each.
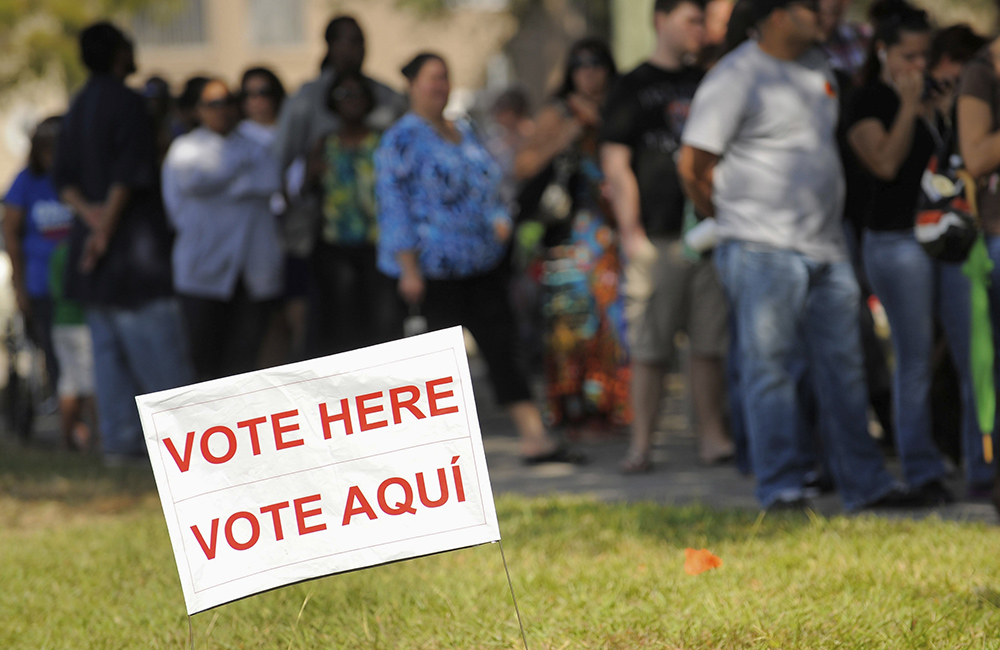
[162,78,284,381]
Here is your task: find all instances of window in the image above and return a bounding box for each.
[132,0,207,46]
[248,0,305,46]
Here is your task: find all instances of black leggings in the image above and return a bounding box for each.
[422,265,531,406]
[179,283,273,381]
[310,243,403,356]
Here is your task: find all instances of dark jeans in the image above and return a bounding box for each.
[310,242,403,356]
[180,283,273,381]
[423,265,532,406]
[88,298,194,457]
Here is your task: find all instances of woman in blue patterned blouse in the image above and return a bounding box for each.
[376,52,584,464]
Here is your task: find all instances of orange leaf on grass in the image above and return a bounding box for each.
[684,548,722,575]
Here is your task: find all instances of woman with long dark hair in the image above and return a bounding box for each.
[376,52,584,464]
[514,38,631,434]
[847,0,982,504]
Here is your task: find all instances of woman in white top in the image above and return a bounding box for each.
[162,78,283,380]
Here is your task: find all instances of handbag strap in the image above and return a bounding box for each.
[956,168,981,227]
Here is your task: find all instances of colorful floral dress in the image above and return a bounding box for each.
[539,131,631,430]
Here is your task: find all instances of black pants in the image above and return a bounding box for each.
[310,243,403,356]
[423,265,532,406]
[179,283,273,381]
[27,296,58,393]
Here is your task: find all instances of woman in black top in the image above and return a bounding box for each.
[846,1,971,504]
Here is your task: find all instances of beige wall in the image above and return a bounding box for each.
[0,0,516,195]
[0,81,67,198]
[136,0,516,94]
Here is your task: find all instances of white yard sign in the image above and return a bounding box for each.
[137,327,500,615]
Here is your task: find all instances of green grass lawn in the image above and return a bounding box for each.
[2,442,999,649]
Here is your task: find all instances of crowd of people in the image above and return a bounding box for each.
[4,0,1000,513]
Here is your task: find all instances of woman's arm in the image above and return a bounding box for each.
[513,104,583,181]
[847,74,924,181]
[958,95,1000,178]
[166,138,249,197]
[396,250,424,305]
[375,134,422,303]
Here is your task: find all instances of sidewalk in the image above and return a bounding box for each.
[10,359,997,524]
[470,361,998,524]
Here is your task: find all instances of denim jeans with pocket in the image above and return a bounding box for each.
[864,229,992,488]
[715,240,896,510]
[87,298,195,459]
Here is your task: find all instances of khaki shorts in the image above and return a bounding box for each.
[624,237,728,364]
[52,325,95,398]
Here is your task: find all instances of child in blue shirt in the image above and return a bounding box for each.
[2,116,73,401]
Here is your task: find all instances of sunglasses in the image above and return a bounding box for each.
[199,96,237,109]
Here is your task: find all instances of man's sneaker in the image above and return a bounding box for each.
[862,486,936,510]
[912,480,955,506]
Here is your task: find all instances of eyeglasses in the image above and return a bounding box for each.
[199,96,236,109]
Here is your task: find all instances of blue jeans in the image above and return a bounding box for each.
[715,240,896,510]
[87,298,195,458]
[865,230,992,487]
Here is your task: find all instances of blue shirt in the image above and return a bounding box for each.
[4,169,73,297]
[375,114,512,279]
[162,127,284,300]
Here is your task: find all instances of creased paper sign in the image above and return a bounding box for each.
[137,327,500,615]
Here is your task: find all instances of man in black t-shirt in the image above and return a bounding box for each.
[601,0,731,473]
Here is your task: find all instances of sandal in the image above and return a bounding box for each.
[522,443,588,466]
[620,455,653,475]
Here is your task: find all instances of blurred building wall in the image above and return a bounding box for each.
[133,0,517,95]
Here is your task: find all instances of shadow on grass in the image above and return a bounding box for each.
[496,495,814,549]
[0,438,156,504]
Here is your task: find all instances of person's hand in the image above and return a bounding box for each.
[566,93,601,128]
[79,203,105,231]
[620,226,653,262]
[80,228,110,273]
[896,70,924,109]
[494,219,512,244]
[13,282,30,317]
[398,270,425,306]
[305,149,327,188]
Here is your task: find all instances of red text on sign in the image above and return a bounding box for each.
[319,376,461,439]
[342,456,467,525]
[190,493,327,560]
[163,409,306,473]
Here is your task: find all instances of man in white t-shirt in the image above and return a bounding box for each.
[678,0,920,511]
